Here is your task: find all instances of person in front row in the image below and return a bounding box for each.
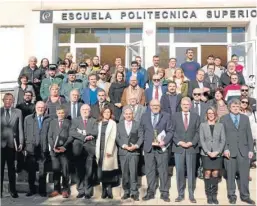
[96,108,119,199]
[116,107,143,201]
[69,104,98,199]
[220,98,255,205]
[199,107,225,204]
[171,97,200,203]
[48,106,73,198]
[139,99,173,202]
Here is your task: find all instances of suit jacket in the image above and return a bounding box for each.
[14,85,35,107]
[204,74,221,94]
[147,66,156,82]
[145,86,167,105]
[160,93,182,115]
[172,112,200,154]
[81,87,101,105]
[119,104,146,122]
[96,80,111,100]
[70,116,98,155]
[90,101,115,120]
[188,80,211,99]
[1,107,24,149]
[190,101,208,123]
[23,113,51,154]
[48,118,73,156]
[121,87,146,106]
[96,119,118,171]
[199,122,226,156]
[126,71,145,88]
[116,120,143,156]
[220,114,254,158]
[63,102,83,120]
[139,111,174,153]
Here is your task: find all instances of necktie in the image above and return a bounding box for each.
[59,120,63,128]
[6,109,10,122]
[155,86,159,100]
[100,103,104,110]
[152,114,158,128]
[38,116,42,129]
[83,119,87,128]
[72,103,77,119]
[195,102,199,116]
[233,115,239,129]
[184,113,188,130]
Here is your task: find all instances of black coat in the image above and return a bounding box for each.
[90,101,115,120]
[220,72,245,87]
[160,93,182,115]
[16,102,35,122]
[109,82,127,122]
[188,80,211,100]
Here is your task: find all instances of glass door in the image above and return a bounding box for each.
[126,41,144,68]
[74,45,100,63]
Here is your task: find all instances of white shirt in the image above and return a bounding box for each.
[154,66,159,74]
[152,85,163,101]
[182,111,190,125]
[132,72,137,78]
[130,104,138,113]
[198,81,204,88]
[125,120,132,135]
[193,101,201,116]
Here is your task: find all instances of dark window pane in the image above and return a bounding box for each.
[156,27,169,43]
[91,28,109,43]
[75,28,100,43]
[76,48,97,63]
[109,28,126,43]
[130,28,142,43]
[232,27,245,43]
[190,27,209,33]
[58,46,70,60]
[58,28,71,43]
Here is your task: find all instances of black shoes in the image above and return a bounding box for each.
[142,193,154,201]
[175,196,184,202]
[84,194,91,199]
[121,193,130,200]
[10,192,19,198]
[39,192,47,197]
[101,188,108,199]
[229,197,237,204]
[212,195,219,204]
[241,198,255,205]
[26,191,36,197]
[131,194,139,201]
[189,197,197,203]
[76,193,85,198]
[160,195,170,202]
[207,196,213,204]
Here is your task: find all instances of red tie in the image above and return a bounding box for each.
[155,86,159,100]
[184,113,188,130]
[83,119,87,128]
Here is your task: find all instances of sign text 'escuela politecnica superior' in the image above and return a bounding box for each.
[60,9,257,21]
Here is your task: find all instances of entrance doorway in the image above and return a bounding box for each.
[100,45,126,66]
[201,45,227,67]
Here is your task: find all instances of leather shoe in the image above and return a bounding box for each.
[84,194,91,199]
[10,193,19,198]
[62,191,69,198]
[189,197,197,203]
[161,196,170,202]
[142,194,154,201]
[241,198,255,205]
[26,191,36,197]
[39,193,47,197]
[229,198,237,204]
[76,193,85,198]
[49,191,60,198]
[121,193,130,200]
[175,196,184,202]
[131,194,139,201]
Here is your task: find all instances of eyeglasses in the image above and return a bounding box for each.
[99,73,106,75]
[241,101,249,104]
[241,89,248,92]
[153,79,160,82]
[193,93,201,96]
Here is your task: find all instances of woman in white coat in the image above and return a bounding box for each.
[96,107,119,199]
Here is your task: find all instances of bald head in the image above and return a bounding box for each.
[35,101,46,115]
[80,104,91,119]
[150,99,161,114]
[130,76,138,87]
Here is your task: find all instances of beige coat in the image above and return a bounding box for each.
[95,119,118,171]
[97,80,111,101]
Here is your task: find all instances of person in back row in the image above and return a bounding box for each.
[82,74,101,105]
[181,49,200,81]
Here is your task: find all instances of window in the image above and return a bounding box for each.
[109,28,126,43]
[58,28,71,43]
[58,46,70,60]
[232,27,245,43]
[130,28,142,43]
[156,28,169,43]
[156,46,169,68]
[174,27,227,42]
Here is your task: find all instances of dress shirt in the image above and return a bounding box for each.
[198,81,204,88]
[152,86,162,101]
[132,72,137,78]
[229,113,240,125]
[193,101,201,116]
[154,66,159,74]
[4,107,12,117]
[98,80,106,90]
[125,120,132,135]
[151,112,159,127]
[182,111,190,125]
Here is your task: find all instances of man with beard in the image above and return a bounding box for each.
[16,91,35,121]
[204,63,221,98]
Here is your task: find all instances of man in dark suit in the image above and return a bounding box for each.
[145,74,167,105]
[70,104,98,199]
[147,55,160,83]
[188,69,211,102]
[160,81,182,116]
[64,89,83,120]
[1,93,23,198]
[48,106,73,198]
[172,97,200,203]
[139,99,174,202]
[220,98,255,205]
[116,106,143,201]
[90,89,115,119]
[23,101,51,197]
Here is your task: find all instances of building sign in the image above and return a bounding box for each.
[53,8,257,23]
[40,10,53,23]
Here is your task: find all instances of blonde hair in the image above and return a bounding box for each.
[174,68,185,81]
[205,106,218,122]
[49,83,60,91]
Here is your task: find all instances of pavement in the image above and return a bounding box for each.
[1,169,256,205]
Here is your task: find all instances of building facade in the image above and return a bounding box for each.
[0,0,256,91]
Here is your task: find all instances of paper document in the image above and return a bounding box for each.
[157,130,170,152]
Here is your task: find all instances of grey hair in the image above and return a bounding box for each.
[181,97,192,104]
[228,98,241,109]
[123,106,133,113]
[70,88,80,96]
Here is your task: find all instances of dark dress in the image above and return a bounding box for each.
[97,121,119,186]
[202,125,223,170]
[109,82,127,122]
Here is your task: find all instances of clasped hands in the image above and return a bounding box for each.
[84,135,94,142]
[54,146,66,153]
[152,140,165,147]
[123,145,138,151]
[178,141,193,148]
[207,151,219,158]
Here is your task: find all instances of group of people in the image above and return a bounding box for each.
[1,49,256,205]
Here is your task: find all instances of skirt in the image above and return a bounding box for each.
[202,156,223,170]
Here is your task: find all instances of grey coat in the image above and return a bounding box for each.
[116,120,143,156]
[120,104,146,123]
[190,101,208,123]
[1,107,24,148]
[199,122,226,156]
[220,114,254,158]
[172,112,200,154]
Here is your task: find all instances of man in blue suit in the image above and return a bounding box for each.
[126,61,144,88]
[145,74,167,106]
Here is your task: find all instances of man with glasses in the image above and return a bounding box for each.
[188,69,211,102]
[191,88,208,123]
[145,74,167,106]
[204,63,221,98]
[126,61,144,88]
[241,85,256,112]
[223,74,241,102]
[96,69,111,100]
